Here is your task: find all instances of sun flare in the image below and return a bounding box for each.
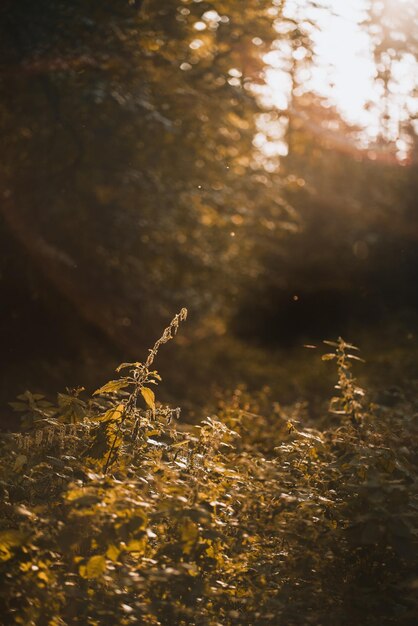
[264,0,418,153]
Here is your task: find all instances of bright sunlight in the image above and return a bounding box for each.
[264,0,418,158]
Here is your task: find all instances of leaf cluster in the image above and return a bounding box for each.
[0,321,417,625]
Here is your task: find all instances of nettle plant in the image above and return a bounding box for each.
[0,310,253,625]
[0,322,417,626]
[92,307,188,473]
[321,337,366,427]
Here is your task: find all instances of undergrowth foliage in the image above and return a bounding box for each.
[0,323,417,625]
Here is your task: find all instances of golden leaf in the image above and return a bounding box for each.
[98,403,125,422]
[0,530,25,562]
[13,454,27,471]
[181,519,199,554]
[79,555,107,579]
[93,380,130,396]
[106,544,121,562]
[141,387,155,412]
[116,362,142,373]
[124,538,146,554]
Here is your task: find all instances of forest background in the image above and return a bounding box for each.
[1,2,418,625]
[0,0,417,418]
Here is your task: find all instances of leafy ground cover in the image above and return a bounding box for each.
[1,311,417,625]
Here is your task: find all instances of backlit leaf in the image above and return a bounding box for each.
[124,538,146,554]
[0,530,26,562]
[80,555,107,579]
[141,387,155,412]
[116,362,142,372]
[106,544,121,562]
[93,380,130,395]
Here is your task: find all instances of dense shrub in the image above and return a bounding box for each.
[0,315,417,625]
